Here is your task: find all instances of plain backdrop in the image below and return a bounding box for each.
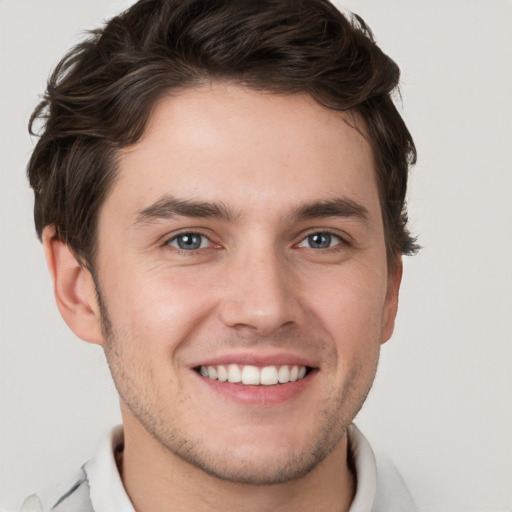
[1,1,511,511]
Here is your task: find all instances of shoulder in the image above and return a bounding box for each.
[373,452,417,512]
[19,467,94,512]
[19,426,132,512]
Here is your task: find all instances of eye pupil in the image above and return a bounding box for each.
[177,234,202,250]
[308,233,331,249]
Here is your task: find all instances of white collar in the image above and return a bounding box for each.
[84,425,135,512]
[347,424,378,511]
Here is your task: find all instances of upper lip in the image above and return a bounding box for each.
[190,352,317,369]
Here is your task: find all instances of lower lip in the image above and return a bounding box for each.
[196,370,316,406]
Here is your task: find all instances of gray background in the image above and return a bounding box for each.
[1,1,511,510]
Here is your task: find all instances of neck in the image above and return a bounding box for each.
[120,415,356,512]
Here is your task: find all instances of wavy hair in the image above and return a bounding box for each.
[28,0,418,269]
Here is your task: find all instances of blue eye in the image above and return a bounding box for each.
[298,232,341,249]
[168,233,210,250]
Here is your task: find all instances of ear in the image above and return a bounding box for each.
[43,226,104,346]
[380,257,403,345]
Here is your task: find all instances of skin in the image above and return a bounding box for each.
[44,83,402,512]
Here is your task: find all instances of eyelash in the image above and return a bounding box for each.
[164,230,349,254]
[296,231,346,250]
[165,232,217,254]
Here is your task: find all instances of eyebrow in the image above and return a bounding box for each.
[133,195,369,227]
[133,196,237,226]
[293,198,369,223]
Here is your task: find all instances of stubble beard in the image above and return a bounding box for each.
[95,282,379,486]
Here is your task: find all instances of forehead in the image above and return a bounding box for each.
[106,83,379,223]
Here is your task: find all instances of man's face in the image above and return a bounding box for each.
[91,84,400,484]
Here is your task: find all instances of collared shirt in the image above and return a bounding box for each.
[20,424,416,512]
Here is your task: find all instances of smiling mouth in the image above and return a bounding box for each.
[195,364,312,386]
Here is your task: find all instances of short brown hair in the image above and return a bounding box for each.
[28,0,418,269]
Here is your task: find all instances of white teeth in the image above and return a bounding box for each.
[278,365,290,383]
[227,364,242,383]
[217,365,228,382]
[260,366,279,386]
[242,365,260,385]
[199,364,309,385]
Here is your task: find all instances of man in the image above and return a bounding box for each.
[21,0,418,510]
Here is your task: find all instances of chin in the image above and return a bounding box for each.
[178,446,327,485]
[163,423,346,486]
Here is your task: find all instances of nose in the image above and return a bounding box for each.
[219,246,303,337]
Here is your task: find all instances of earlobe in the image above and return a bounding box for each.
[380,257,403,345]
[43,226,104,346]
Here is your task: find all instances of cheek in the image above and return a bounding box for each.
[304,265,388,353]
[104,265,218,354]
